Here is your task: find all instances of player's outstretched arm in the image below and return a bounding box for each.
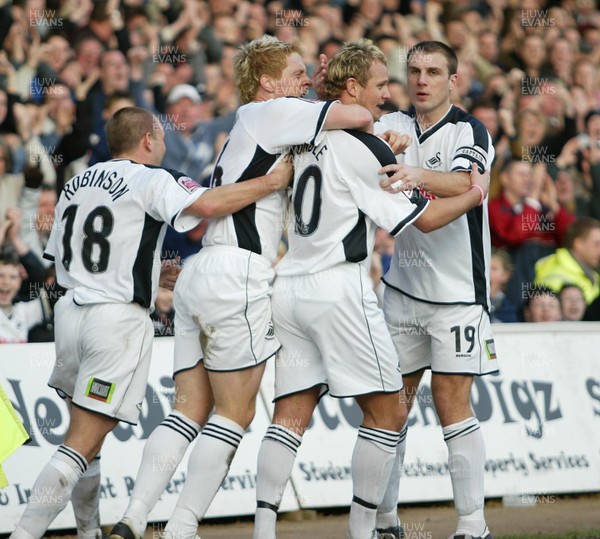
[323,103,373,132]
[413,163,488,232]
[185,158,293,219]
[379,163,471,197]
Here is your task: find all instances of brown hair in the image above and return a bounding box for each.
[106,106,155,156]
[407,41,458,76]
[564,217,600,249]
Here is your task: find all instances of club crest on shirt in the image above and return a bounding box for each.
[424,152,442,169]
[85,377,115,403]
[265,322,275,340]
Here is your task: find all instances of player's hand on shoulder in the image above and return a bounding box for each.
[378,130,411,156]
[160,256,182,291]
[269,155,294,191]
[378,163,423,193]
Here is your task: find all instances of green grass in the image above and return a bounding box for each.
[496,531,600,539]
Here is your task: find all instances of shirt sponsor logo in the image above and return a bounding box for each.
[485,339,497,360]
[85,377,115,403]
[177,176,200,193]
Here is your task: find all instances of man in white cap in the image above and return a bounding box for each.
[162,84,235,183]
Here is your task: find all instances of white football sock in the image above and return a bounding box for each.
[165,415,244,539]
[376,424,407,529]
[348,426,400,539]
[443,417,487,537]
[72,454,101,539]
[12,444,87,539]
[124,411,201,536]
[254,425,303,539]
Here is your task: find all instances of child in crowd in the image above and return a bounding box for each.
[490,247,519,322]
[559,284,587,321]
[0,255,45,343]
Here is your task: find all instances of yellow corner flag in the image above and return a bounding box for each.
[0,383,30,488]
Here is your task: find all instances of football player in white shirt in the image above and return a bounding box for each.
[253,39,490,539]
[374,41,497,539]
[10,106,293,539]
[123,36,378,539]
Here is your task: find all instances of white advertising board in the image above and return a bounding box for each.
[260,323,600,507]
[0,339,298,533]
[1,323,600,532]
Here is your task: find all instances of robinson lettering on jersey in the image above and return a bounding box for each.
[63,169,129,202]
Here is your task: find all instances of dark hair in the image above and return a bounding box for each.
[106,107,155,156]
[584,110,600,130]
[470,98,497,113]
[104,91,134,112]
[559,283,585,296]
[407,41,458,76]
[0,136,13,172]
[0,253,20,267]
[523,284,557,308]
[564,217,600,249]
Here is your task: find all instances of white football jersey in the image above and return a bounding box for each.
[44,159,206,307]
[0,300,44,343]
[276,129,429,277]
[375,106,495,308]
[203,97,337,263]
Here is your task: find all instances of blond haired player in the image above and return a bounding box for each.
[110,36,376,539]
[253,39,490,539]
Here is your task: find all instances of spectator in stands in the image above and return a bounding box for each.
[0,209,50,344]
[559,284,587,321]
[89,92,135,166]
[489,159,575,304]
[1,207,47,302]
[88,48,150,143]
[490,248,519,323]
[471,99,513,197]
[160,84,234,183]
[573,59,600,113]
[549,37,575,86]
[74,36,104,80]
[151,287,175,337]
[522,285,562,323]
[535,217,600,305]
[556,110,600,219]
[0,254,42,343]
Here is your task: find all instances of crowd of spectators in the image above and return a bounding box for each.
[2,0,600,342]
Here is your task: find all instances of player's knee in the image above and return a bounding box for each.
[398,400,408,430]
[361,395,404,431]
[174,399,212,427]
[388,403,405,432]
